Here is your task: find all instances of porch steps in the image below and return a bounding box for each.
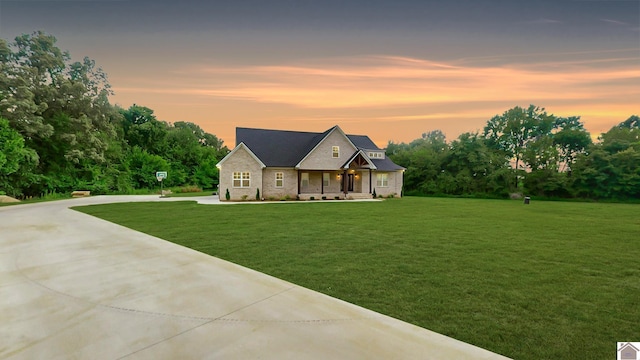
[346,193,374,200]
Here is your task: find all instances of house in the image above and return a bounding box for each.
[619,343,639,360]
[216,125,404,201]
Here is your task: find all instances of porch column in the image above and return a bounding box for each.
[369,169,372,194]
[343,169,348,196]
[297,171,301,195]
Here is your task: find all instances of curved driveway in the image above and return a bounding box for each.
[0,196,510,359]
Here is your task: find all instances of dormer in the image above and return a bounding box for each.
[367,150,385,159]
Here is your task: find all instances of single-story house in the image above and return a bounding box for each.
[216,125,405,201]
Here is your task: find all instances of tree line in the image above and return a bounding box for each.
[0,31,228,198]
[388,106,639,200]
[1,32,637,201]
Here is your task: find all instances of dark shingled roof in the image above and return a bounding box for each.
[235,126,404,170]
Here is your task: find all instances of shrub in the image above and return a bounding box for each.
[225,188,230,201]
[256,188,260,201]
[372,188,377,198]
[174,185,202,193]
[241,194,248,201]
[310,196,315,200]
[335,196,340,200]
[322,196,327,200]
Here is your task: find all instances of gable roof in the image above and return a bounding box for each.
[619,342,640,352]
[216,142,266,169]
[232,125,404,170]
[295,125,358,168]
[342,150,377,170]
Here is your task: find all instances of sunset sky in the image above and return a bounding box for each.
[1,0,638,147]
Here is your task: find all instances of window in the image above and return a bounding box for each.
[233,172,250,188]
[376,173,388,187]
[323,173,330,187]
[332,146,340,158]
[368,152,384,159]
[301,172,309,187]
[275,172,284,187]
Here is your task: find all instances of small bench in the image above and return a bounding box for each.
[71,190,91,198]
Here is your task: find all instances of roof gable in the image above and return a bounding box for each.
[216,142,266,169]
[342,150,377,170]
[295,126,357,168]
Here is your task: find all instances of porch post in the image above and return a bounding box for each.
[321,171,324,195]
[343,169,348,196]
[297,171,301,195]
[369,169,372,194]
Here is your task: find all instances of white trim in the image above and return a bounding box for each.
[295,125,358,168]
[342,149,377,170]
[323,172,330,187]
[376,173,389,187]
[216,142,266,169]
[233,171,251,188]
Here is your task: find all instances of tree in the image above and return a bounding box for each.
[570,116,640,199]
[484,106,551,169]
[0,116,38,175]
[0,117,38,196]
[552,116,592,171]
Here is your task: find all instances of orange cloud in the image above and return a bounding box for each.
[111,52,639,146]
[126,54,638,110]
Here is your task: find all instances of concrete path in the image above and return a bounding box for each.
[0,196,510,359]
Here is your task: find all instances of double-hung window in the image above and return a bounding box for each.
[376,173,388,187]
[323,173,330,187]
[332,146,340,158]
[233,172,250,188]
[275,172,284,187]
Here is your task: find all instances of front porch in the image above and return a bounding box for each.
[297,169,374,199]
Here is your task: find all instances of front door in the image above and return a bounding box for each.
[341,174,355,192]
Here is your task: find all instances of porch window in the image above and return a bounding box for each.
[275,172,284,187]
[376,173,388,187]
[233,172,250,188]
[332,146,339,158]
[301,172,309,187]
[323,173,330,187]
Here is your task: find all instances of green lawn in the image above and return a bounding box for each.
[74,197,639,360]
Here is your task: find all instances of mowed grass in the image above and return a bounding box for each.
[75,197,639,360]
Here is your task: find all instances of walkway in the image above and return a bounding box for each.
[0,196,510,359]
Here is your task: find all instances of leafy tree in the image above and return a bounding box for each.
[570,116,640,199]
[0,117,39,196]
[445,132,510,196]
[484,105,554,170]
[126,146,170,189]
[552,116,592,171]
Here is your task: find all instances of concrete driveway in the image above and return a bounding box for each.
[0,196,510,359]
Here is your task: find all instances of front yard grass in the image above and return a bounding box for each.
[74,197,639,360]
